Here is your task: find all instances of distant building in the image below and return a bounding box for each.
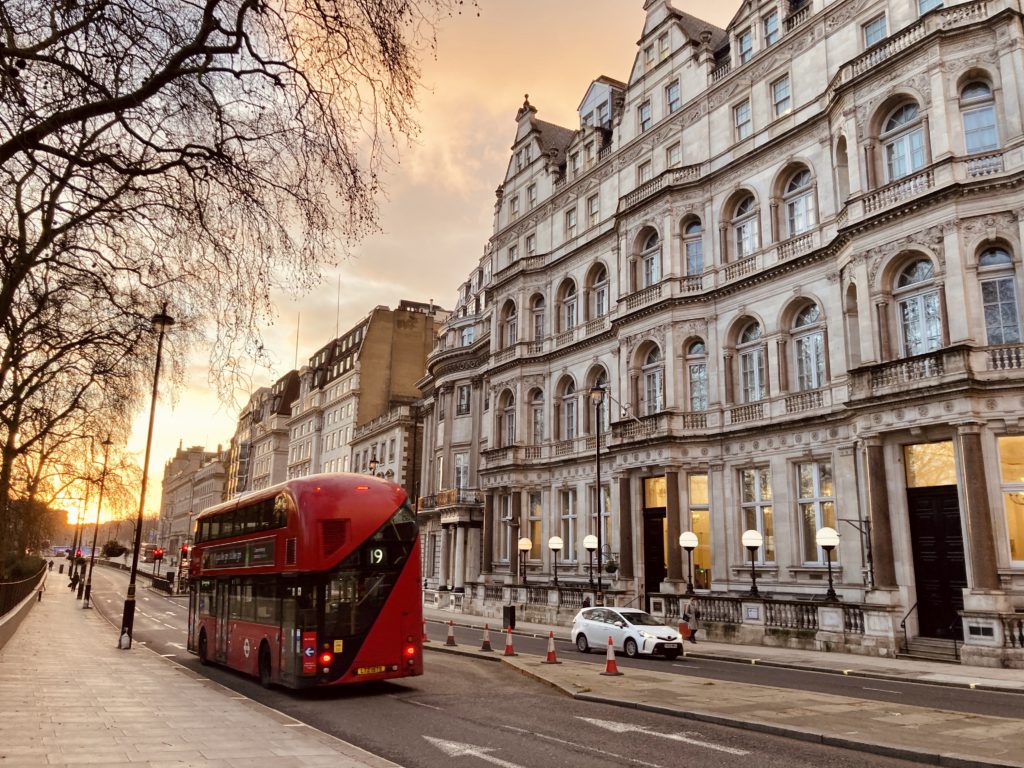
[158,444,226,557]
[416,0,1024,667]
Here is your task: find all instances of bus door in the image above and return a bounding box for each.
[280,578,318,682]
[215,580,230,661]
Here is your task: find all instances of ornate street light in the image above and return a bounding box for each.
[517,537,532,584]
[816,526,840,601]
[120,305,174,650]
[583,534,598,588]
[548,535,563,589]
[83,435,112,609]
[368,455,379,476]
[741,529,763,598]
[678,531,698,596]
[589,383,605,603]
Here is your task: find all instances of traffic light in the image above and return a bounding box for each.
[180,544,189,560]
[153,547,164,562]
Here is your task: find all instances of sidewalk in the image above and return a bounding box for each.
[425,606,1024,768]
[0,572,400,768]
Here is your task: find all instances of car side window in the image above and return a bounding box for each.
[607,611,624,625]
[583,608,604,622]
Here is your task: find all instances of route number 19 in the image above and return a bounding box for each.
[369,547,385,565]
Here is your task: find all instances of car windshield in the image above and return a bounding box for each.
[621,611,663,627]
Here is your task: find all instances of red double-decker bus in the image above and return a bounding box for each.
[186,474,422,688]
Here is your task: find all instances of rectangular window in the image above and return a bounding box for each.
[507,244,518,264]
[509,196,520,220]
[584,141,595,170]
[596,102,608,127]
[963,106,999,153]
[689,363,708,411]
[737,28,753,64]
[666,142,682,168]
[565,208,577,239]
[997,436,1024,562]
[588,194,600,227]
[982,276,1021,345]
[528,492,543,559]
[570,152,580,176]
[638,101,652,133]
[454,452,469,489]
[560,489,578,561]
[658,32,670,61]
[527,184,537,209]
[666,81,681,114]
[498,494,513,562]
[798,462,836,564]
[456,384,471,416]
[688,474,711,589]
[763,11,779,46]
[591,483,612,558]
[734,100,752,140]
[919,0,943,14]
[460,326,475,346]
[740,468,774,562]
[795,331,825,390]
[526,233,537,257]
[638,160,653,185]
[643,45,655,72]
[863,14,887,47]
[740,348,766,403]
[772,76,791,117]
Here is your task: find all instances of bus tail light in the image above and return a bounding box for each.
[320,651,333,666]
[404,644,417,664]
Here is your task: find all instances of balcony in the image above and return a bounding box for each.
[620,164,702,210]
[848,346,971,401]
[434,488,484,509]
[988,344,1024,371]
[862,168,934,215]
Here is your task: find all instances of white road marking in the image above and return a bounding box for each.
[424,736,525,768]
[162,623,176,629]
[160,653,176,657]
[402,699,442,711]
[863,687,901,694]
[168,642,187,650]
[502,725,664,768]
[579,717,750,756]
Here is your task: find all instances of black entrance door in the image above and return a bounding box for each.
[907,486,966,639]
[642,510,666,612]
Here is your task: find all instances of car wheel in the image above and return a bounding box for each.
[198,630,209,665]
[624,638,639,658]
[663,650,680,661]
[258,643,273,688]
[575,633,590,653]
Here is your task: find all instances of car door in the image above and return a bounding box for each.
[605,609,627,648]
[581,608,606,645]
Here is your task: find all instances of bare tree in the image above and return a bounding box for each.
[0,0,471,553]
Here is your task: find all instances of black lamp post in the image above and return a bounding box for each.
[583,534,597,588]
[120,305,174,650]
[548,535,563,589]
[83,435,112,609]
[741,529,763,598]
[589,383,605,603]
[517,537,531,584]
[816,526,840,601]
[679,531,698,595]
[368,455,379,476]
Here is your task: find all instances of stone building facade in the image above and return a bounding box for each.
[416,0,1024,667]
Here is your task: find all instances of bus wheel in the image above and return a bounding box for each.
[258,643,273,689]
[198,630,209,666]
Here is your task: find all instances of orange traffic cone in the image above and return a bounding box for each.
[445,620,457,647]
[480,624,493,652]
[503,626,517,656]
[600,635,623,676]
[422,620,430,643]
[543,630,561,664]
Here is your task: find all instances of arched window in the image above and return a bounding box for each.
[530,390,545,444]
[561,380,578,439]
[784,169,815,236]
[793,304,825,390]
[591,265,609,318]
[738,321,766,403]
[499,392,516,447]
[642,347,665,415]
[895,259,942,356]
[686,340,708,411]
[531,295,546,341]
[882,103,926,181]
[961,82,998,154]
[501,301,518,348]
[560,281,578,331]
[640,231,661,288]
[683,220,703,275]
[732,195,758,258]
[978,247,1020,345]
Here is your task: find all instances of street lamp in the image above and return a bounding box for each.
[83,435,112,609]
[517,537,532,584]
[589,383,605,603]
[679,531,698,595]
[120,305,174,650]
[816,526,840,601]
[368,455,379,476]
[741,529,763,597]
[548,535,563,589]
[583,534,598,588]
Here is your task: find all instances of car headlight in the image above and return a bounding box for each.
[639,630,655,639]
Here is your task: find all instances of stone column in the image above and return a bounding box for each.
[665,470,683,582]
[482,493,494,574]
[453,525,467,592]
[438,525,451,590]
[957,426,1000,591]
[865,440,897,589]
[618,473,634,579]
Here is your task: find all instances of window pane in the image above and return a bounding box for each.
[689,474,709,505]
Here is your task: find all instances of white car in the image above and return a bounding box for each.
[571,607,683,660]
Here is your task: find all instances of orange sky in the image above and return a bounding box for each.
[129,1,738,516]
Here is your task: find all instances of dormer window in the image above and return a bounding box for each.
[658,33,670,61]
[596,102,609,127]
[570,152,580,177]
[737,28,753,64]
[582,111,593,127]
[644,45,655,72]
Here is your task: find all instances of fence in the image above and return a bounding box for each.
[0,564,46,617]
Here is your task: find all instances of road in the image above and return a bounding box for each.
[84,566,1005,768]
